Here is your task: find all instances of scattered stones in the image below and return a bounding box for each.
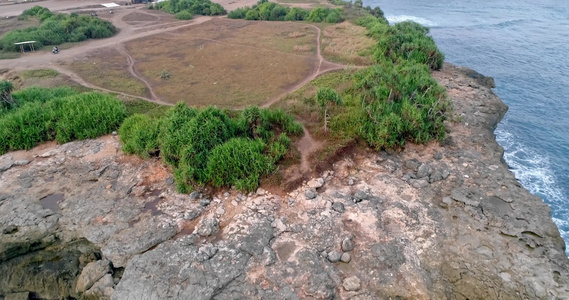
[347,178,355,186]
[417,163,432,178]
[434,152,443,160]
[199,198,211,207]
[13,159,30,166]
[223,192,230,198]
[307,178,325,189]
[410,179,429,189]
[76,259,111,293]
[353,190,368,203]
[305,189,317,200]
[111,131,118,136]
[197,218,219,237]
[340,252,351,263]
[164,176,174,185]
[2,225,18,234]
[405,159,420,171]
[332,202,345,213]
[84,273,114,298]
[215,207,225,216]
[189,191,201,200]
[0,155,14,172]
[231,200,238,207]
[327,251,342,263]
[256,188,266,195]
[343,276,361,291]
[341,238,354,252]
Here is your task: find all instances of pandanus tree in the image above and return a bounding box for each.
[316,88,342,132]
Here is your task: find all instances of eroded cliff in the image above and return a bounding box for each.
[1,64,568,299]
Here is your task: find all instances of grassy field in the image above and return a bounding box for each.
[125,18,318,108]
[69,47,149,98]
[320,21,375,65]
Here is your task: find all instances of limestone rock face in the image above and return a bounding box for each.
[1,65,568,299]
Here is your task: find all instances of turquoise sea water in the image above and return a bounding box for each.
[364,0,569,255]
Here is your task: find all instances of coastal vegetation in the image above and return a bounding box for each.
[153,0,226,19]
[0,86,126,154]
[0,6,117,52]
[119,104,302,192]
[228,0,343,23]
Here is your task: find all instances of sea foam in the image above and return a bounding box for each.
[385,15,438,27]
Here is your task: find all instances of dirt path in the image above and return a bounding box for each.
[261,24,347,109]
[115,43,162,103]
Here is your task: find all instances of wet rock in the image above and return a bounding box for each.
[76,259,111,293]
[197,218,219,237]
[341,238,354,252]
[307,178,325,189]
[332,202,345,213]
[340,252,351,263]
[305,189,317,199]
[327,250,342,263]
[343,276,361,291]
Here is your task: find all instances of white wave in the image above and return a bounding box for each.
[496,128,566,206]
[386,15,438,27]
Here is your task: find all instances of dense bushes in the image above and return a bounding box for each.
[0,6,117,52]
[119,103,302,192]
[228,0,343,23]
[0,88,126,154]
[155,0,226,19]
[353,61,448,149]
[356,16,444,70]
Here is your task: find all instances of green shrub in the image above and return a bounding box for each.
[119,114,161,158]
[156,0,226,16]
[353,60,448,149]
[0,80,14,112]
[229,0,342,23]
[206,138,271,191]
[175,10,193,20]
[158,102,199,165]
[0,7,116,52]
[0,102,56,153]
[10,86,77,109]
[51,92,126,143]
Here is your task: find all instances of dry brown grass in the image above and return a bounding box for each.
[0,17,40,38]
[68,47,149,98]
[320,21,375,66]
[125,18,318,108]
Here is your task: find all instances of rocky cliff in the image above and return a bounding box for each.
[1,64,568,299]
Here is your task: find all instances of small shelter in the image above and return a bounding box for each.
[13,41,36,53]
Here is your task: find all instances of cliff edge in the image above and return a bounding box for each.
[0,63,568,299]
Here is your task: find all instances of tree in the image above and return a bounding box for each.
[0,80,15,110]
[316,88,342,132]
[354,0,363,10]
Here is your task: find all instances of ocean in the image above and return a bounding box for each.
[363,0,569,255]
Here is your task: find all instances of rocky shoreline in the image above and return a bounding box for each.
[1,63,568,299]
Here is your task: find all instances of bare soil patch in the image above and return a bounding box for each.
[125,18,318,108]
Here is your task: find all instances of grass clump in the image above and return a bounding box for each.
[20,69,59,79]
[0,6,117,52]
[155,0,226,18]
[118,103,302,193]
[118,114,161,158]
[228,0,343,23]
[0,87,126,154]
[1,86,76,115]
[356,16,444,70]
